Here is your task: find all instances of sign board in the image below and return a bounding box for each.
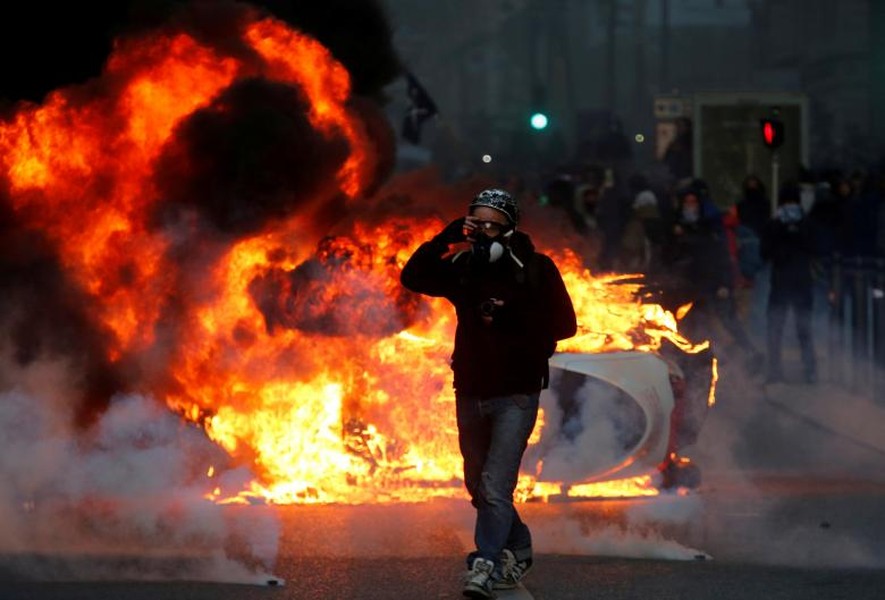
[654,96,692,119]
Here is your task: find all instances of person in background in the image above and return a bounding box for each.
[848,169,882,258]
[733,174,769,282]
[726,176,768,332]
[663,116,693,181]
[736,175,770,238]
[875,171,885,257]
[620,173,664,273]
[663,179,764,372]
[400,189,577,599]
[798,166,818,215]
[572,164,604,234]
[761,183,818,384]
[594,168,629,272]
[808,172,852,260]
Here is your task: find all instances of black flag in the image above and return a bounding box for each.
[401,71,438,145]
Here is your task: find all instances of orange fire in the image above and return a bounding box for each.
[0,13,709,505]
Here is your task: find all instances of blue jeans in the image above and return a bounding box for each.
[456,392,539,570]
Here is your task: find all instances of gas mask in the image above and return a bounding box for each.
[776,203,803,224]
[471,230,511,265]
[681,205,700,224]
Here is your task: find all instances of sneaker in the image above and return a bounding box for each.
[493,549,533,590]
[463,557,495,599]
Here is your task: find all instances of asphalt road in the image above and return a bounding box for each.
[2,475,884,599]
[2,553,885,600]
[2,374,884,599]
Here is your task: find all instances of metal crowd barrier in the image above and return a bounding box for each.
[824,255,885,402]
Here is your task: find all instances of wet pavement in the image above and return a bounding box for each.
[2,363,884,599]
[2,471,884,599]
[2,553,885,599]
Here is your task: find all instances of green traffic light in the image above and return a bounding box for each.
[530,112,549,130]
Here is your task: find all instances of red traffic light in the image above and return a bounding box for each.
[760,118,784,149]
[763,121,775,144]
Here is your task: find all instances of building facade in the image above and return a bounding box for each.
[384,0,881,178]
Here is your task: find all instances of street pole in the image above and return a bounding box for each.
[770,151,779,216]
[660,0,670,92]
[604,0,616,112]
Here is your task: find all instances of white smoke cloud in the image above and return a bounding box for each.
[532,517,709,561]
[679,342,885,569]
[0,383,281,584]
[526,379,640,483]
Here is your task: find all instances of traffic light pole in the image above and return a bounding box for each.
[770,150,779,216]
[760,113,784,213]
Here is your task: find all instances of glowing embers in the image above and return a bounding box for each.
[521,476,659,503]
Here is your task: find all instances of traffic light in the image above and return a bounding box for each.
[529,83,549,131]
[760,117,784,149]
[529,112,549,130]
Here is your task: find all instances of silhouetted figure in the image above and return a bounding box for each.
[544,171,585,234]
[663,117,693,181]
[808,173,852,259]
[761,184,817,383]
[736,175,770,237]
[664,179,763,371]
[848,170,882,257]
[594,169,628,272]
[732,175,769,283]
[620,174,665,273]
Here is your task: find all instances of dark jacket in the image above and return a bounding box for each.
[664,200,733,297]
[736,189,770,237]
[400,230,577,398]
[808,192,849,257]
[760,211,816,291]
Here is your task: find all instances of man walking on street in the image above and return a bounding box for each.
[400,189,577,598]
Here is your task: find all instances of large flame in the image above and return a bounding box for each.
[1,12,709,505]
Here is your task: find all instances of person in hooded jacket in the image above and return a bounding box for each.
[663,179,763,371]
[733,174,769,282]
[761,183,818,384]
[620,173,665,273]
[400,188,577,599]
[736,175,770,237]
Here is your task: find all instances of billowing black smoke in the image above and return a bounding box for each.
[153,78,350,235]
[0,0,401,104]
[248,235,421,337]
[0,0,403,423]
[0,222,123,426]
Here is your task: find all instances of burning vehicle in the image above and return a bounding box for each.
[528,345,715,501]
[0,0,716,521]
